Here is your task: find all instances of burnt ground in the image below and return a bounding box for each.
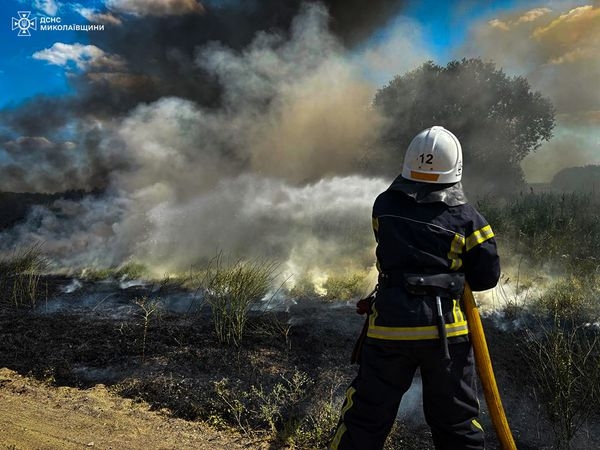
[0,276,599,449]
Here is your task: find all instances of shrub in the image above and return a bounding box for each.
[212,369,343,448]
[133,296,164,362]
[534,276,597,323]
[200,254,278,346]
[288,275,319,299]
[0,245,47,309]
[322,271,371,301]
[522,322,600,449]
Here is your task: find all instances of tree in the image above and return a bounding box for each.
[371,59,555,192]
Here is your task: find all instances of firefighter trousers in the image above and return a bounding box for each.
[329,340,483,450]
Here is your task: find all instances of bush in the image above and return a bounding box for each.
[534,276,597,323]
[322,271,371,301]
[200,254,279,346]
[0,245,47,309]
[213,369,342,448]
[288,270,372,302]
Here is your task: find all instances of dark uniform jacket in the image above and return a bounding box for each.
[367,176,500,345]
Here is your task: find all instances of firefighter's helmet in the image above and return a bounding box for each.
[402,126,463,184]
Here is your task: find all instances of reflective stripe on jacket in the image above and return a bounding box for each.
[368,182,500,343]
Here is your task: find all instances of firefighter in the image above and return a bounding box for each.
[329,126,500,450]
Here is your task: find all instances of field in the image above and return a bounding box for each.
[1,191,600,450]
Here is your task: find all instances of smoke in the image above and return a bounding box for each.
[460,4,600,182]
[1,3,409,274]
[521,117,598,184]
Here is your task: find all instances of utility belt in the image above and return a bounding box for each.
[374,271,466,361]
[378,271,465,298]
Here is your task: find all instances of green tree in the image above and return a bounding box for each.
[371,59,555,191]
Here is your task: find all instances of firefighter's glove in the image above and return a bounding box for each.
[356,296,374,315]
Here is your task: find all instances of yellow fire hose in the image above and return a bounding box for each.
[463,283,517,450]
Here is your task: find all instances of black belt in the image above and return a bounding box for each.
[378,271,466,361]
[378,271,465,298]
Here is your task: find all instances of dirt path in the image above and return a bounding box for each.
[0,368,268,450]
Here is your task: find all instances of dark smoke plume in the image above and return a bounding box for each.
[1,0,408,191]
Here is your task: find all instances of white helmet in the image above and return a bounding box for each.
[401,126,463,184]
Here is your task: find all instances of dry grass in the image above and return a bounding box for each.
[0,245,48,310]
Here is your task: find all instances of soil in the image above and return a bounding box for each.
[1,276,598,449]
[0,367,264,450]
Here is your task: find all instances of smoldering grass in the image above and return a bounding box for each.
[286,269,374,302]
[79,261,150,282]
[322,270,372,302]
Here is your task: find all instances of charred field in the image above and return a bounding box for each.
[1,269,599,450]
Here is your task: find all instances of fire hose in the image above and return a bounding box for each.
[463,282,516,450]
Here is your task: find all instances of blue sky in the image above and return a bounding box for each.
[0,1,106,108]
[0,0,543,109]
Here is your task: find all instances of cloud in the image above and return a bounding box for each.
[34,0,59,16]
[32,43,126,71]
[488,8,552,31]
[76,7,123,26]
[106,0,204,17]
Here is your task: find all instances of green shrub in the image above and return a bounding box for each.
[288,275,319,299]
[212,369,342,448]
[322,271,370,301]
[200,254,278,346]
[534,276,597,323]
[0,245,47,309]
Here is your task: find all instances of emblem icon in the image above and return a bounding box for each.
[12,11,37,36]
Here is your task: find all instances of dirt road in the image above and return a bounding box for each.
[0,368,266,450]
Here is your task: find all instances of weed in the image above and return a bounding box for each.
[522,321,600,449]
[248,314,293,349]
[0,245,47,310]
[212,368,349,448]
[133,296,163,362]
[322,270,370,301]
[534,276,597,323]
[197,253,279,346]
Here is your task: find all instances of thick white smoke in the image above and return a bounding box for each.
[1,4,399,279]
